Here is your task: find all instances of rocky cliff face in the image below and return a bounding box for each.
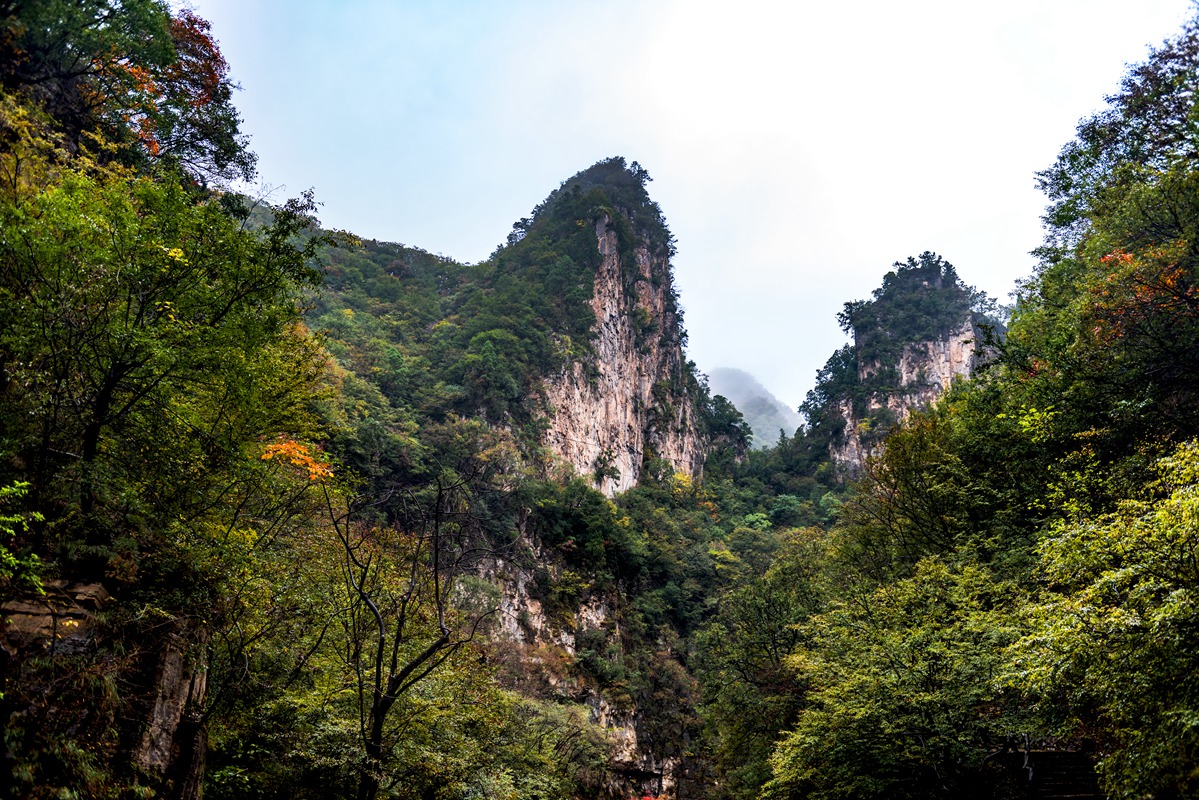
[541,214,706,496]
[832,318,980,471]
[486,193,704,794]
[482,548,680,796]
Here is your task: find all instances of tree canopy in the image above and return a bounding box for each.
[8,4,1199,800]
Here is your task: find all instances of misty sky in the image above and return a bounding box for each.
[190,0,1195,410]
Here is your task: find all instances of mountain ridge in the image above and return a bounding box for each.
[707,367,802,449]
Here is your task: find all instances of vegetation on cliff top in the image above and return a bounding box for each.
[795,251,1002,459]
[837,251,1000,367]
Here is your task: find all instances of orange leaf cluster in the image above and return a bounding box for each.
[166,11,229,110]
[1087,242,1198,345]
[261,438,333,481]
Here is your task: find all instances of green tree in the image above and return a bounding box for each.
[0,480,42,591]
[0,0,255,182]
[0,94,330,798]
[1009,440,1199,799]
[1037,15,1199,249]
[1007,13,1199,472]
[764,560,1021,800]
[326,418,526,800]
[695,528,827,799]
[835,252,993,371]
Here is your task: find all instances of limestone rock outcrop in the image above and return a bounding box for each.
[487,202,704,793]
[480,544,680,796]
[541,214,706,495]
[832,318,981,472]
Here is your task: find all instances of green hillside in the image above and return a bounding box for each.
[4,4,1199,800]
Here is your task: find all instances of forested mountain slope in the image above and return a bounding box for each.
[707,368,802,450]
[310,157,710,498]
[5,4,1199,800]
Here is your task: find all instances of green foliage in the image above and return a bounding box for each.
[522,478,643,585]
[739,16,1199,799]
[0,159,324,552]
[0,9,721,800]
[831,398,1045,584]
[1006,184,1199,461]
[694,529,827,799]
[0,77,333,796]
[1005,14,1199,476]
[837,252,995,370]
[0,0,255,183]
[798,344,860,447]
[307,156,692,445]
[0,481,43,592]
[721,423,845,536]
[1037,18,1199,248]
[796,254,1002,457]
[18,4,1199,797]
[701,394,753,476]
[296,155,720,796]
[528,157,675,260]
[764,560,1021,800]
[1009,440,1199,799]
[206,653,609,800]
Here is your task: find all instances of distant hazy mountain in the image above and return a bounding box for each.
[708,367,803,449]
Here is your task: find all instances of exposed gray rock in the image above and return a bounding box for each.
[542,215,706,495]
[832,318,981,472]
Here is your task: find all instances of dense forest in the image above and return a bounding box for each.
[4,3,1199,800]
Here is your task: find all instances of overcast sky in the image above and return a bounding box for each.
[190,0,1196,409]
